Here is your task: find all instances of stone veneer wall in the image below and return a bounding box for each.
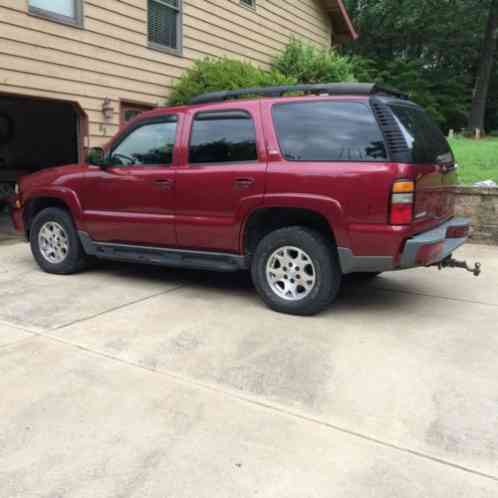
[454,187,498,245]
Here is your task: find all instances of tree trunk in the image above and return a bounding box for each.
[469,0,498,135]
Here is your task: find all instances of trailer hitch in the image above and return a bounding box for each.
[436,256,482,276]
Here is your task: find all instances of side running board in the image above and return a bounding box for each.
[78,231,248,273]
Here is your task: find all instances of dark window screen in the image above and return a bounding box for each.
[189,111,257,164]
[148,0,179,50]
[272,101,387,162]
[389,104,452,164]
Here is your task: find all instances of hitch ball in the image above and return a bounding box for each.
[437,257,482,277]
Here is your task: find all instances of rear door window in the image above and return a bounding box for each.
[389,104,453,164]
[189,110,257,164]
[272,101,387,162]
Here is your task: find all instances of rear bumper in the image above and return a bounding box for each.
[338,217,470,274]
[399,217,470,268]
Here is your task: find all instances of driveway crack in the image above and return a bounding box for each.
[52,284,186,331]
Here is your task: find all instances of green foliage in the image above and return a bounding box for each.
[168,40,359,105]
[168,58,295,105]
[353,57,469,128]
[449,137,498,185]
[342,0,494,132]
[272,38,356,84]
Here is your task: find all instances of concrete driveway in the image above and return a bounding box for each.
[1,236,498,497]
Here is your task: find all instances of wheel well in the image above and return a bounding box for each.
[244,208,336,256]
[24,197,70,237]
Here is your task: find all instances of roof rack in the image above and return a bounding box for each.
[190,83,408,105]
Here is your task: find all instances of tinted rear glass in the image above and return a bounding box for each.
[189,111,257,164]
[389,104,453,164]
[272,101,387,162]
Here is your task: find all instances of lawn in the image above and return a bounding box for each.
[448,137,498,185]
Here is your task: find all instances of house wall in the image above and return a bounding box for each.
[0,0,333,148]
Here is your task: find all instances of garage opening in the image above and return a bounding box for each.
[0,93,85,237]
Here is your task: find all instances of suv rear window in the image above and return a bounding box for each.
[389,104,453,164]
[272,101,387,162]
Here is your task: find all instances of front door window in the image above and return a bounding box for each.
[110,119,177,166]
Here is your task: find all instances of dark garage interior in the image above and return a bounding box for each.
[0,94,81,237]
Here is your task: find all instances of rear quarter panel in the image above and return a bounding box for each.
[261,97,400,255]
[264,161,400,251]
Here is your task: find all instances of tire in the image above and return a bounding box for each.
[251,226,342,316]
[30,207,87,275]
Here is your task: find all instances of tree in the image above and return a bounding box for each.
[469,0,498,134]
[342,0,493,131]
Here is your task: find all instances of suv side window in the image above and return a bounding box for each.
[272,101,387,162]
[110,117,177,166]
[189,111,257,164]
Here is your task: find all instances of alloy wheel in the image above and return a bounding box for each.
[265,246,317,301]
[38,221,70,264]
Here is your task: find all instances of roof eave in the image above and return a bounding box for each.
[322,0,358,43]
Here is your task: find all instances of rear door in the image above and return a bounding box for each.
[388,103,457,226]
[174,102,267,252]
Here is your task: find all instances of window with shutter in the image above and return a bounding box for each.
[148,0,182,55]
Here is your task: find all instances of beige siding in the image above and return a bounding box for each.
[0,0,333,147]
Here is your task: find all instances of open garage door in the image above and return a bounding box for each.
[0,94,81,205]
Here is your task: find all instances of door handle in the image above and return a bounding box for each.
[154,179,175,190]
[234,177,255,189]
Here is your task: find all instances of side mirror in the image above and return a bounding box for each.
[86,147,107,166]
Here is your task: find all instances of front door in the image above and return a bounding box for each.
[82,115,179,246]
[175,103,267,252]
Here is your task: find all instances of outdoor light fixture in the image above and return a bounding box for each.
[102,98,114,122]
[100,98,114,135]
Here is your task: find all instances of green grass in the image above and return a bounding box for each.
[448,137,498,185]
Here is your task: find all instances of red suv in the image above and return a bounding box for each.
[10,83,475,315]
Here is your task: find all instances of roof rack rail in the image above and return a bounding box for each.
[190,83,408,105]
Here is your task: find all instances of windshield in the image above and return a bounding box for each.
[389,104,453,164]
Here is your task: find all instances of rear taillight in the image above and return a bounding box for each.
[390,180,415,225]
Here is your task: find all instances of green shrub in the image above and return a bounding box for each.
[168,58,295,105]
[272,38,356,84]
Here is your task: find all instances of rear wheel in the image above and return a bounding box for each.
[30,207,87,274]
[251,226,341,316]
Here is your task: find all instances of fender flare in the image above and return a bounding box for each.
[23,187,85,230]
[239,193,350,252]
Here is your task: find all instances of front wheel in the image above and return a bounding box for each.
[251,227,341,316]
[30,207,87,274]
